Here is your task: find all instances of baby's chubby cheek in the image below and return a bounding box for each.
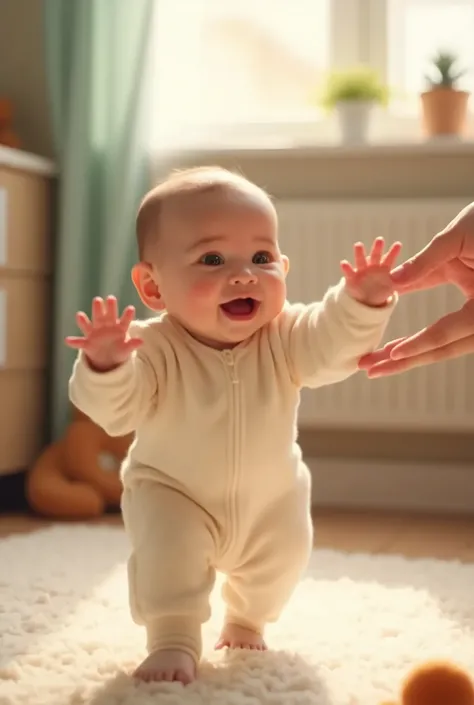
[188,276,222,304]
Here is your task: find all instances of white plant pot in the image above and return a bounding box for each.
[335,100,374,144]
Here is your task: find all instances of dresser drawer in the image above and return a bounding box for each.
[0,371,47,474]
[0,168,52,274]
[0,275,51,370]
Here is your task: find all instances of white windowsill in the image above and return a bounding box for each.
[154,109,474,161]
[162,137,474,161]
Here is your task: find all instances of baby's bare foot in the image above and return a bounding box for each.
[215,622,267,651]
[133,649,196,684]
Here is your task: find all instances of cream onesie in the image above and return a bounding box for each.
[69,279,396,665]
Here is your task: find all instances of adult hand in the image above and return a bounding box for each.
[358,201,474,376]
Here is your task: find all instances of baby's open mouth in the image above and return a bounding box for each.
[220,298,259,319]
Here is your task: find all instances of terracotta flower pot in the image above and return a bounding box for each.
[420,88,470,137]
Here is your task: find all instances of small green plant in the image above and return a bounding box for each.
[319,66,389,110]
[425,50,467,89]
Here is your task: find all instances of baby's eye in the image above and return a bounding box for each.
[252,251,273,265]
[200,253,224,266]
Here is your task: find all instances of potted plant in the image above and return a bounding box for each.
[320,66,388,144]
[420,50,470,138]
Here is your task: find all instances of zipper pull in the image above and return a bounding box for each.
[223,350,238,383]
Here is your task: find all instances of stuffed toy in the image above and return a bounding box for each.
[382,660,474,705]
[26,407,134,520]
[0,98,21,149]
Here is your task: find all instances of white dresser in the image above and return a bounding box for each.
[0,146,55,478]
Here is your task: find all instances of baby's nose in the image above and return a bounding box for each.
[230,268,257,285]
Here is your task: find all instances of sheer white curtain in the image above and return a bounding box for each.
[151,0,331,149]
[149,0,474,150]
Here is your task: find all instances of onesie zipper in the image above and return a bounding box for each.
[222,349,240,556]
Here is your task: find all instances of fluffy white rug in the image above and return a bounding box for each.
[1,524,474,705]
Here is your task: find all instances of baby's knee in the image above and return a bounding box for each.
[123,483,216,562]
[280,508,313,572]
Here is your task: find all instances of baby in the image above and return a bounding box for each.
[66,167,400,684]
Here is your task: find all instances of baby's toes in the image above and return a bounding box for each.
[176,669,193,685]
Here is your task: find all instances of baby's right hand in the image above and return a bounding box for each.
[65,296,142,372]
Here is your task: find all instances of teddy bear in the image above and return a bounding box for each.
[26,407,134,520]
[382,660,474,705]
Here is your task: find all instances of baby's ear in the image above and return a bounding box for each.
[281,254,290,276]
[131,263,165,311]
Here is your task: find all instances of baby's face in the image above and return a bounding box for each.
[154,190,289,348]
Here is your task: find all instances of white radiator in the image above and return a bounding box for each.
[277,198,474,432]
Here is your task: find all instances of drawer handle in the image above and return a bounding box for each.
[0,186,6,267]
[0,288,5,368]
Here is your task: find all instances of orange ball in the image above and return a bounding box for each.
[401,661,474,705]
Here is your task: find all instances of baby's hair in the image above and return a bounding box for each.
[135,166,269,261]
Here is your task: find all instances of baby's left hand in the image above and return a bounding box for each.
[340,237,402,307]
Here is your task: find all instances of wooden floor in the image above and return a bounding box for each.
[1,509,474,562]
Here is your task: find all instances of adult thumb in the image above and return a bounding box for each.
[391,227,461,289]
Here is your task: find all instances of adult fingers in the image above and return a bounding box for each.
[389,302,474,360]
[392,268,448,294]
[395,259,474,296]
[358,338,408,369]
[366,333,474,377]
[390,227,463,291]
[446,259,474,297]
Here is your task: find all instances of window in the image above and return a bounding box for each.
[152,0,332,147]
[151,0,474,149]
[387,0,474,105]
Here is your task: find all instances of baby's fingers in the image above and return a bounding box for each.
[121,337,143,355]
[65,336,87,349]
[368,237,384,265]
[104,295,119,322]
[340,260,355,278]
[353,242,367,270]
[91,297,107,326]
[382,241,402,270]
[75,311,93,336]
[119,305,137,331]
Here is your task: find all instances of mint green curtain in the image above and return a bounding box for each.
[44,0,154,438]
